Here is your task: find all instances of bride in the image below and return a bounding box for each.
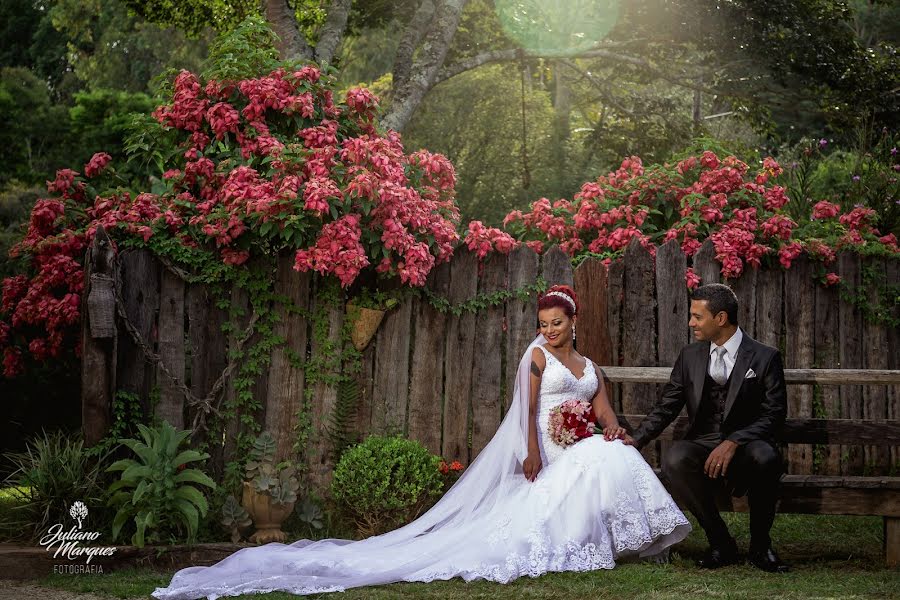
[154,284,690,599]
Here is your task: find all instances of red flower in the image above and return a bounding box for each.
[812,201,840,220]
[84,153,112,178]
[685,267,701,290]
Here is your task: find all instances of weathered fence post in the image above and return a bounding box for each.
[655,239,689,365]
[116,249,159,418]
[606,256,625,412]
[838,251,864,474]
[470,252,506,457]
[81,226,116,446]
[541,245,573,288]
[693,239,720,286]
[655,239,689,465]
[371,296,412,436]
[622,238,658,464]
[504,247,539,413]
[408,263,450,454]
[155,267,186,429]
[574,257,611,366]
[307,277,345,491]
[814,273,842,474]
[863,257,890,474]
[185,281,227,460]
[784,255,814,474]
[731,267,757,339]
[443,247,478,464]
[265,254,311,464]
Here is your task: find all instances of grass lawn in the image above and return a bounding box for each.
[39,513,899,599]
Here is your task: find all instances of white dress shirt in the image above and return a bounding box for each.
[708,327,743,381]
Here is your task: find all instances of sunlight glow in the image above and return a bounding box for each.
[494,0,621,55]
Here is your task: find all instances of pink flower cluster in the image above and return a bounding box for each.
[498,150,899,286]
[151,68,460,288]
[84,152,112,178]
[293,215,370,287]
[1,66,463,376]
[464,221,518,259]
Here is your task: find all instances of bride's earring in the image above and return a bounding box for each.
[572,325,576,343]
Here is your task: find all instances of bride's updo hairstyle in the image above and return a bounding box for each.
[537,284,579,319]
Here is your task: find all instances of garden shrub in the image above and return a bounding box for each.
[106,422,216,547]
[331,435,442,537]
[1,431,110,541]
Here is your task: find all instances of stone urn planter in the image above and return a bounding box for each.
[241,432,301,545]
[241,481,295,544]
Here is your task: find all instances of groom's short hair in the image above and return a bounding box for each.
[691,284,739,326]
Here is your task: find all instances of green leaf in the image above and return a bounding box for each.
[133,512,149,548]
[106,459,137,473]
[132,480,151,505]
[174,498,199,538]
[119,439,155,465]
[111,507,130,541]
[121,464,153,482]
[174,486,209,515]
[171,450,210,467]
[173,469,217,489]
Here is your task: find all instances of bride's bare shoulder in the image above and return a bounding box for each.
[531,346,547,373]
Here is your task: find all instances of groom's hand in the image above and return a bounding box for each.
[704,440,738,478]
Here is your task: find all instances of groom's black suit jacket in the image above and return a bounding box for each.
[631,333,787,449]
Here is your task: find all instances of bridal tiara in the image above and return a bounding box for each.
[544,291,576,314]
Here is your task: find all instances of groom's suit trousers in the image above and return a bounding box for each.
[661,438,782,550]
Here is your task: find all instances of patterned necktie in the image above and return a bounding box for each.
[711,346,728,385]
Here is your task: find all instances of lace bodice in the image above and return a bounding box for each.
[535,345,598,463]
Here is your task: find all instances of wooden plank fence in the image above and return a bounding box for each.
[81,235,900,489]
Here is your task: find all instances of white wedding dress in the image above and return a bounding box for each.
[154,337,690,600]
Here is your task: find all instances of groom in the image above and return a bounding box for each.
[624,283,789,572]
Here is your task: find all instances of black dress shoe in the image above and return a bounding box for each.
[696,545,740,569]
[748,547,790,573]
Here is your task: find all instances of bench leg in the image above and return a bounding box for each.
[886,517,900,568]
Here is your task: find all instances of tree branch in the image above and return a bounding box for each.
[315,0,353,66]
[392,0,436,94]
[381,0,470,132]
[558,60,635,118]
[433,46,726,98]
[265,0,313,61]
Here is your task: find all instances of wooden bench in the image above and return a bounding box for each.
[602,366,900,567]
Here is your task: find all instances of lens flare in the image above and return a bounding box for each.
[495,0,622,55]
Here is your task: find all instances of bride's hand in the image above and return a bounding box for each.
[602,425,627,441]
[523,452,542,481]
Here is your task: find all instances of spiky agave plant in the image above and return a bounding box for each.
[106,422,215,547]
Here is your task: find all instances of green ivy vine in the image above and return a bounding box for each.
[837,262,900,327]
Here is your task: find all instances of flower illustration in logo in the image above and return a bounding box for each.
[69,501,88,529]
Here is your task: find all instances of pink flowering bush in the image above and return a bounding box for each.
[500,150,899,282]
[0,64,460,377]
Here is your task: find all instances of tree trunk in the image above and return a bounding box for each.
[392,0,436,93]
[692,75,703,134]
[265,0,313,61]
[551,61,571,190]
[381,0,470,132]
[316,0,353,66]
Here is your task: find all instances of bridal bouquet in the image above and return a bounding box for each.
[547,400,598,447]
